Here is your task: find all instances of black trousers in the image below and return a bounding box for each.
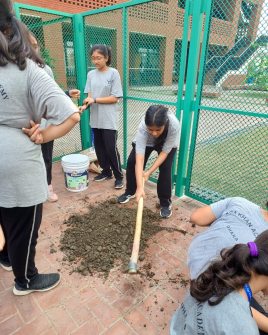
[251,298,268,335]
[0,204,42,288]
[41,140,54,185]
[125,143,177,207]
[93,128,123,180]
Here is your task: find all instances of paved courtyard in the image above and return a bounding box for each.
[0,162,203,335]
[1,161,267,334]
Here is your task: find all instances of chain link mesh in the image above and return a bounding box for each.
[128,1,178,103]
[187,110,268,205]
[202,0,268,114]
[20,9,81,159]
[187,0,268,206]
[17,0,267,205]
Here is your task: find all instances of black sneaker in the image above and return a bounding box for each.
[160,206,172,219]
[117,192,135,204]
[94,173,112,182]
[0,259,12,272]
[115,179,124,189]
[13,273,61,296]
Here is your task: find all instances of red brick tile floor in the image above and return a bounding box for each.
[1,162,267,334]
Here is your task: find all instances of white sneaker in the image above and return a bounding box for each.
[47,185,58,202]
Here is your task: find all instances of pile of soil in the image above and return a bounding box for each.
[60,199,186,278]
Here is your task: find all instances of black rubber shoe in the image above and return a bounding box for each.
[114,179,124,189]
[94,173,112,182]
[160,206,172,219]
[117,192,135,204]
[13,273,61,296]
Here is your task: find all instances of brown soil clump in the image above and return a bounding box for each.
[60,199,186,278]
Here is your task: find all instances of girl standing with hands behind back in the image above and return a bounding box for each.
[83,44,124,189]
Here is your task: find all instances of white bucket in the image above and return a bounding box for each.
[61,154,90,192]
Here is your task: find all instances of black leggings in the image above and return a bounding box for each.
[93,128,123,180]
[125,143,177,207]
[41,140,54,185]
[0,204,43,288]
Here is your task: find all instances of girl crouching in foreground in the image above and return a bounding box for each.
[171,230,268,335]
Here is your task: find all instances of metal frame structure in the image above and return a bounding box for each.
[14,0,268,206]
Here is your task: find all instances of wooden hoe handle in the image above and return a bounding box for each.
[0,224,5,251]
[128,194,144,273]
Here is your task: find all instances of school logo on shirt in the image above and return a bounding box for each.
[196,302,205,334]
[107,80,113,85]
[0,84,9,100]
[225,210,258,237]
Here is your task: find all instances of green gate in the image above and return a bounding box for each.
[176,0,268,206]
[14,0,268,206]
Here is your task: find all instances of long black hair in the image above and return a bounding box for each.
[145,105,169,127]
[190,229,268,306]
[0,0,44,70]
[90,44,112,66]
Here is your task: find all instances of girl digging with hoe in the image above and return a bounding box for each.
[118,105,180,219]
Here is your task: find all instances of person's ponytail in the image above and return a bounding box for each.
[0,0,44,70]
[190,230,268,306]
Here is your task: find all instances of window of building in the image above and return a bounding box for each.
[178,0,186,9]
[129,33,165,86]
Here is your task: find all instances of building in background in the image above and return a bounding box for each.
[15,0,265,89]
[14,0,126,13]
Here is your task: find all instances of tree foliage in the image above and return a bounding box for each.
[246,55,268,91]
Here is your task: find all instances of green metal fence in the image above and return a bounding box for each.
[182,0,268,206]
[14,0,268,206]
[14,3,82,160]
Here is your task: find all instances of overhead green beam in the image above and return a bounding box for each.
[13,2,73,17]
[126,96,178,106]
[199,106,268,119]
[25,17,71,30]
[81,0,155,17]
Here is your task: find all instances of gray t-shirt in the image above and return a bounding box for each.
[134,111,180,155]
[0,60,78,207]
[188,197,268,279]
[84,67,123,130]
[170,291,259,335]
[41,64,54,128]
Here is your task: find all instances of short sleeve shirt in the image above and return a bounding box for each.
[134,111,180,155]
[170,291,259,335]
[188,197,268,279]
[84,67,123,130]
[0,60,78,207]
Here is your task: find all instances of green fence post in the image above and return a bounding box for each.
[13,2,21,19]
[73,14,91,149]
[184,0,213,199]
[175,0,204,197]
[122,7,129,167]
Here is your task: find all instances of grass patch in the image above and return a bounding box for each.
[234,91,268,100]
[189,126,268,206]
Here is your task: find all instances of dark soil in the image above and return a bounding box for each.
[60,198,187,278]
